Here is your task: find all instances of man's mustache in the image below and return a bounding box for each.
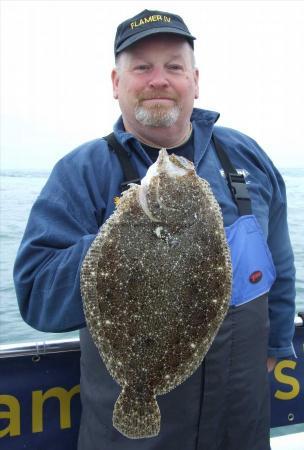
[137,93,178,101]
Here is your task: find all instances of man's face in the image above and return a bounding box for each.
[111,35,199,133]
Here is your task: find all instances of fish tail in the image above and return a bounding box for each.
[113,386,160,439]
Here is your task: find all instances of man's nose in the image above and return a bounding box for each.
[148,67,169,89]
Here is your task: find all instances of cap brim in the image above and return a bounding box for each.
[115,27,196,55]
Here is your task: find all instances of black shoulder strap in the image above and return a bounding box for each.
[212,134,252,216]
[104,133,141,192]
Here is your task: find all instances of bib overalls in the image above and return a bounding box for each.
[78,134,276,450]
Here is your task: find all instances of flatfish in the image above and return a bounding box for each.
[80,149,232,439]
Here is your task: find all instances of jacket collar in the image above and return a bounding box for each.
[113,108,220,167]
[191,108,220,167]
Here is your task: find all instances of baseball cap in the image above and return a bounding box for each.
[114,9,196,56]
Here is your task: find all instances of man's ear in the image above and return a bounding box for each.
[111,68,119,99]
[194,68,199,99]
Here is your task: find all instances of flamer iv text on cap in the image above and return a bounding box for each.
[114,9,196,56]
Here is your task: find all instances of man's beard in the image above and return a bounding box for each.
[134,102,181,128]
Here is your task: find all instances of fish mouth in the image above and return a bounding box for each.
[158,149,195,175]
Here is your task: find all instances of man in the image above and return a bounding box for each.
[14,9,295,450]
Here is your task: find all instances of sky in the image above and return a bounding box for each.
[1,0,304,171]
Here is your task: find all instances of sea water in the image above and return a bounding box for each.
[0,168,303,345]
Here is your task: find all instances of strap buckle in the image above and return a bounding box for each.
[227,173,250,201]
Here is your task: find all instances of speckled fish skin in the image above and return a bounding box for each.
[80,149,232,439]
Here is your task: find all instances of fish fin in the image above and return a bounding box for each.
[113,386,160,439]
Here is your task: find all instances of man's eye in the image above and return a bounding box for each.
[134,65,150,71]
[168,64,183,71]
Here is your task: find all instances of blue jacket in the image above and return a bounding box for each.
[13,108,296,358]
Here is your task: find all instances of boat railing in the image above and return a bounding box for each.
[0,313,303,358]
[0,337,80,358]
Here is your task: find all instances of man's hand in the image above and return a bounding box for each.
[267,356,277,372]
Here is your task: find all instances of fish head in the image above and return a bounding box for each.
[138,149,200,226]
